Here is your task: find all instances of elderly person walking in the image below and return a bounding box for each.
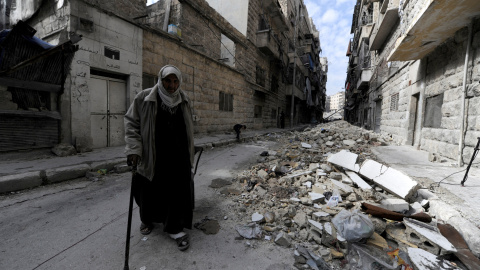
[124,65,195,251]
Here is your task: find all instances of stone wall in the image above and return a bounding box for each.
[143,29,253,134]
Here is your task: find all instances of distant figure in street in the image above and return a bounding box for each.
[280,111,285,129]
[124,65,194,251]
[233,124,246,141]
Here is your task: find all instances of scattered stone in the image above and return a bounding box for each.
[51,143,77,157]
[209,178,232,188]
[252,212,265,223]
[274,232,291,247]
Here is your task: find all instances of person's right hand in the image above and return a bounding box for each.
[127,154,140,167]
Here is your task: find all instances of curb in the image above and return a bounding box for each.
[0,125,309,194]
[0,159,125,194]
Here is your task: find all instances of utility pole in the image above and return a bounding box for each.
[290,4,300,128]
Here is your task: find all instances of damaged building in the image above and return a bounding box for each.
[345,0,480,165]
[0,0,327,152]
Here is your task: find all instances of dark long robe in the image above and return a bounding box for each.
[132,97,193,234]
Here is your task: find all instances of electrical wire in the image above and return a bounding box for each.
[429,159,480,189]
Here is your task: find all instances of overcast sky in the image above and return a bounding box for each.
[147,0,355,97]
[305,0,355,96]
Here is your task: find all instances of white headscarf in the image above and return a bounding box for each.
[157,65,182,113]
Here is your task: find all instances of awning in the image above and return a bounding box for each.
[388,0,480,61]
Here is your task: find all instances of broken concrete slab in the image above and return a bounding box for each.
[329,179,353,195]
[359,160,419,200]
[404,218,456,255]
[407,248,461,270]
[313,211,331,222]
[429,200,480,257]
[358,159,387,180]
[309,192,325,203]
[326,150,360,172]
[344,171,372,190]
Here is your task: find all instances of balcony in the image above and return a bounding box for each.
[261,0,289,31]
[356,68,372,90]
[288,52,307,74]
[256,30,280,59]
[388,0,480,61]
[370,0,399,50]
[286,84,305,100]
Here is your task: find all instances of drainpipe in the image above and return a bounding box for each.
[163,0,172,32]
[458,20,473,167]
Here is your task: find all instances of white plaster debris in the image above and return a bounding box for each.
[309,192,325,203]
[380,198,409,212]
[407,248,460,270]
[327,150,360,172]
[313,211,330,219]
[284,170,313,179]
[345,171,372,190]
[252,212,264,223]
[404,219,456,253]
[359,159,418,199]
[358,159,388,180]
[303,181,312,188]
[308,219,324,231]
[301,142,312,148]
[329,179,353,194]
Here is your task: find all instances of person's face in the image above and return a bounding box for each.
[161,74,179,94]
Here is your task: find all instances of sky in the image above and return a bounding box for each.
[146,0,355,97]
[305,0,356,96]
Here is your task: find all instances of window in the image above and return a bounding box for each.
[424,93,444,128]
[219,91,233,111]
[105,47,120,60]
[390,93,399,111]
[11,0,16,9]
[271,75,279,92]
[256,65,265,87]
[142,73,157,89]
[254,105,263,118]
[271,109,277,119]
[259,15,269,31]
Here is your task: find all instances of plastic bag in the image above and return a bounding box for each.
[332,209,374,242]
[326,189,342,207]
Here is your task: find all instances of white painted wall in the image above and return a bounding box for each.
[69,4,142,147]
[205,0,248,35]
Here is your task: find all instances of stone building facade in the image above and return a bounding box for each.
[2,0,326,151]
[346,0,480,164]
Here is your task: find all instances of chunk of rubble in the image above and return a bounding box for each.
[404,218,456,255]
[329,179,353,195]
[252,212,264,223]
[380,198,409,213]
[344,171,372,190]
[274,232,291,247]
[301,142,312,148]
[327,150,360,172]
[359,159,419,200]
[309,192,325,203]
[407,248,461,269]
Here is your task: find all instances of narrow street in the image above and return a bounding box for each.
[0,140,294,270]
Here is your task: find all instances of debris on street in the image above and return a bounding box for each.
[211,121,476,269]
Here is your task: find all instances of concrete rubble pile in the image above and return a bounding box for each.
[211,121,480,270]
